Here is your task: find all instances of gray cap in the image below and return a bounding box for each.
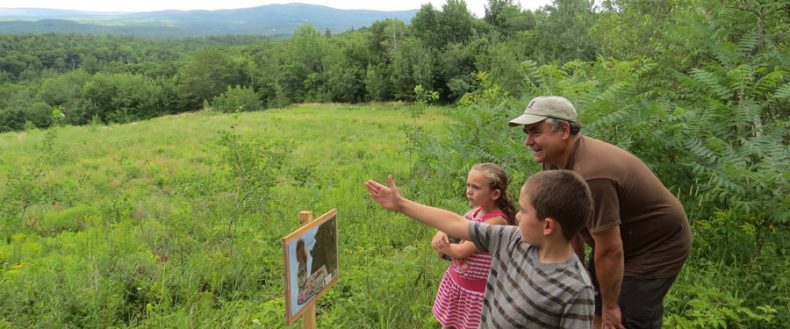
[508,96,577,126]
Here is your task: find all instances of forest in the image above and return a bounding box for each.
[1,0,787,130]
[0,0,788,327]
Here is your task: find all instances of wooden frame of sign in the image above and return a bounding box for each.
[282,209,339,325]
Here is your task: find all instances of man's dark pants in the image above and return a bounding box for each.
[589,255,677,329]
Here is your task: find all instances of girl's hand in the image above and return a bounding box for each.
[432,231,450,251]
[365,175,402,212]
[453,258,468,274]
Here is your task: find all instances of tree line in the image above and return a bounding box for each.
[1,0,601,131]
[2,0,784,131]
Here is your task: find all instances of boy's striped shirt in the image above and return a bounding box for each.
[468,222,594,329]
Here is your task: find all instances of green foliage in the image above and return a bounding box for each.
[389,37,436,101]
[38,69,92,110]
[485,0,536,35]
[0,104,448,328]
[178,48,245,111]
[278,25,331,103]
[416,72,536,207]
[591,0,675,60]
[0,1,788,327]
[413,84,439,105]
[50,107,66,127]
[216,123,288,235]
[21,102,54,129]
[364,63,391,101]
[417,49,789,327]
[458,71,510,106]
[532,0,599,63]
[76,72,174,124]
[674,29,789,225]
[325,33,369,103]
[435,42,476,102]
[212,86,263,113]
[0,109,25,132]
[37,204,100,235]
[437,0,475,46]
[410,4,442,49]
[666,275,777,328]
[665,210,787,329]
[0,128,63,238]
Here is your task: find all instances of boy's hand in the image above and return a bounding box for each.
[365,175,402,212]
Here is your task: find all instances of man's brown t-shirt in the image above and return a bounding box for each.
[549,136,692,278]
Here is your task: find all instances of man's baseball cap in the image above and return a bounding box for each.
[508,96,577,126]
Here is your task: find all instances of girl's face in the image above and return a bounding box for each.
[466,169,499,209]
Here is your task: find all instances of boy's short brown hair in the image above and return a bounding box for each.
[522,170,593,240]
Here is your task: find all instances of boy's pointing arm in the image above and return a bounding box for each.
[365,175,471,241]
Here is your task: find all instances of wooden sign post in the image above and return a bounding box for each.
[283,209,338,327]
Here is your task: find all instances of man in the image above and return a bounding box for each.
[508,96,692,329]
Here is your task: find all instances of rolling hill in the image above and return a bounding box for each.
[0,3,417,37]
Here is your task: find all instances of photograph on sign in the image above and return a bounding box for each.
[282,209,338,323]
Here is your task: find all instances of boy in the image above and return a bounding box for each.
[365,170,594,328]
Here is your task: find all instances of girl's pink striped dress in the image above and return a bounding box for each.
[432,208,508,329]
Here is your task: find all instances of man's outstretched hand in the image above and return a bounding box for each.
[365,175,402,212]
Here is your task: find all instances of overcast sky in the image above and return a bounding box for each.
[0,1,554,18]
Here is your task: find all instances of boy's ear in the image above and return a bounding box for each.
[543,217,557,236]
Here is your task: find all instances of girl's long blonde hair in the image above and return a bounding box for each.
[472,163,516,225]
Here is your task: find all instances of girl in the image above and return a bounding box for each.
[430,163,516,329]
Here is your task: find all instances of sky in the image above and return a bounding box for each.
[0,1,554,18]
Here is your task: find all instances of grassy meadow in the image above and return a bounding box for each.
[0,103,459,328]
[2,100,787,329]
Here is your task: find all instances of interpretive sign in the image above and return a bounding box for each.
[283,209,338,325]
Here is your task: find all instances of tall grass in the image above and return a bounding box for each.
[0,103,452,328]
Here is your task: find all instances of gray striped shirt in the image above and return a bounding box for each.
[468,222,594,329]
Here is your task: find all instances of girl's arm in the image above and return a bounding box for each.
[437,215,509,259]
[440,240,477,259]
[432,209,474,253]
[365,176,470,241]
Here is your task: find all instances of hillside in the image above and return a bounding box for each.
[0,103,453,327]
[0,3,418,37]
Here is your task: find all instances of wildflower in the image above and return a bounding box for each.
[12,262,30,270]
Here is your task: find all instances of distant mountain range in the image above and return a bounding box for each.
[0,3,418,37]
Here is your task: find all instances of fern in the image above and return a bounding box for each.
[691,68,730,99]
[735,30,760,57]
[709,40,740,66]
[685,138,718,164]
[585,104,634,134]
[753,70,786,97]
[726,64,755,96]
[520,60,542,92]
[595,81,632,102]
[633,62,658,78]
[535,64,569,94]
[772,83,790,99]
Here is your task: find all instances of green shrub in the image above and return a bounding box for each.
[38,204,99,234]
[24,102,54,129]
[211,86,262,113]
